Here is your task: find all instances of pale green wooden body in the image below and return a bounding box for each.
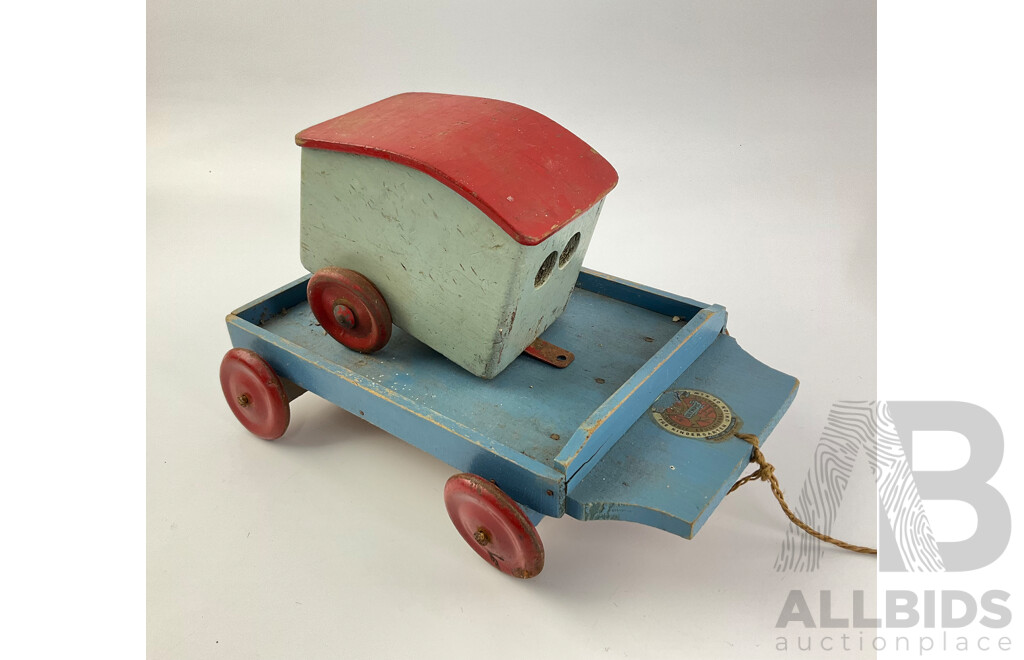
[299,148,604,378]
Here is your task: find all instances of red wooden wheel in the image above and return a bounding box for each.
[444,473,545,579]
[307,267,392,353]
[219,348,290,440]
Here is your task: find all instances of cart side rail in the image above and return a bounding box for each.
[576,268,711,322]
[225,303,566,517]
[553,269,728,485]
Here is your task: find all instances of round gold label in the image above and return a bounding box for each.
[651,390,739,441]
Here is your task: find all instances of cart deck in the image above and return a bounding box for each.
[225,268,797,539]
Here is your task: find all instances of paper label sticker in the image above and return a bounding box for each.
[652,389,740,442]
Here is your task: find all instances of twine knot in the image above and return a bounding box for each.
[728,431,876,556]
[754,462,775,482]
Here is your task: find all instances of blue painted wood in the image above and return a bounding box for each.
[565,334,799,538]
[231,274,310,326]
[226,270,690,516]
[226,316,566,516]
[519,504,546,528]
[224,270,796,539]
[555,305,727,485]
[576,268,709,322]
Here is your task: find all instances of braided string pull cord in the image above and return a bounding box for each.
[728,432,877,556]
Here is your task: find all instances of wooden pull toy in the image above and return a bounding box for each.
[220,93,803,578]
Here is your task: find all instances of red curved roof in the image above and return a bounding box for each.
[295,93,618,246]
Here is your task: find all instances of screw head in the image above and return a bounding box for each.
[473,527,492,546]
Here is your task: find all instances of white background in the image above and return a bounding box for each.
[875,2,1022,659]
[0,1,1019,659]
[146,2,876,658]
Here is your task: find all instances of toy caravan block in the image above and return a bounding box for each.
[295,93,618,379]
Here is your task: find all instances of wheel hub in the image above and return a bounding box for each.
[443,473,545,578]
[473,527,491,546]
[333,303,356,328]
[219,348,291,440]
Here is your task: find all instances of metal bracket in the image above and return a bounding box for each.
[523,338,575,368]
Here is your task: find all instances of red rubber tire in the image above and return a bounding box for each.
[307,268,392,353]
[219,348,290,440]
[444,473,545,579]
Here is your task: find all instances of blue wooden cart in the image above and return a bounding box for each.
[220,267,798,578]
[220,94,800,577]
